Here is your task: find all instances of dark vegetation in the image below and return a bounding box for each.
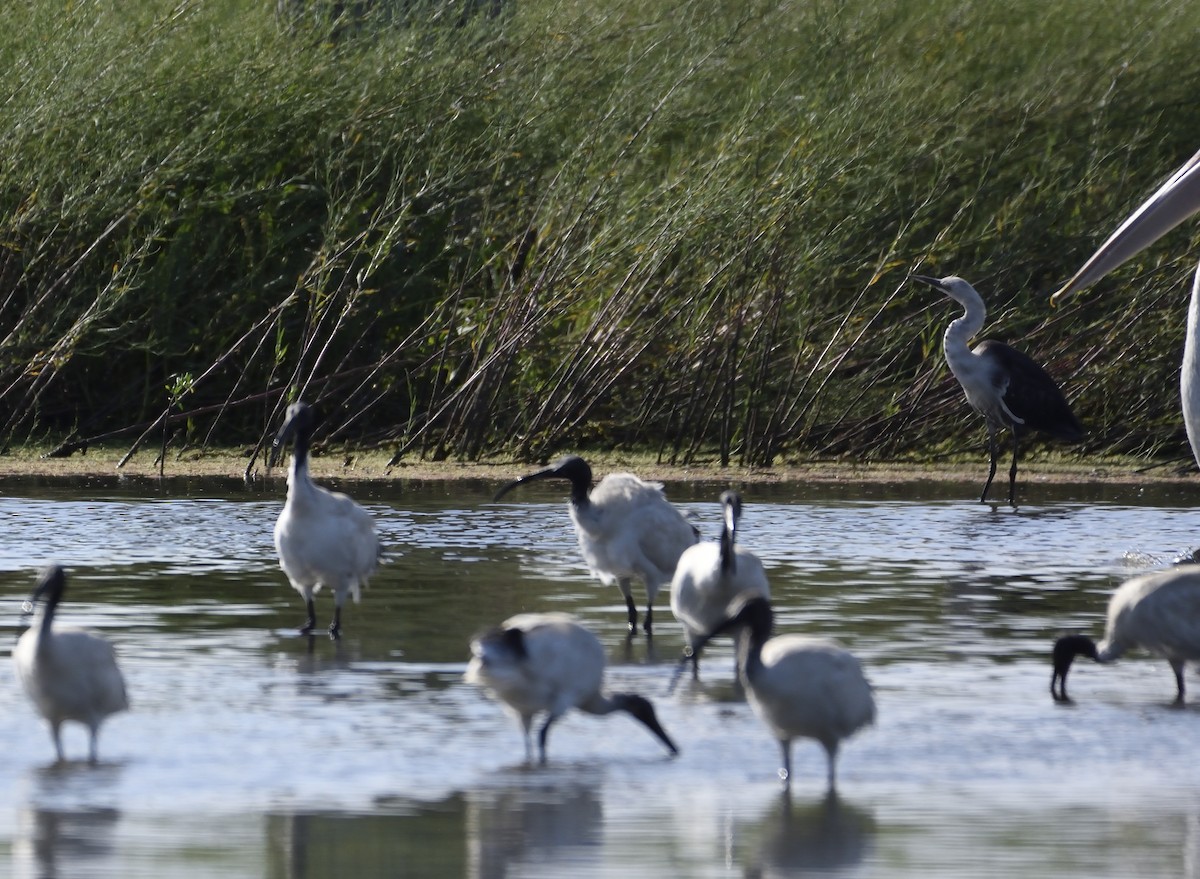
[1,0,1199,471]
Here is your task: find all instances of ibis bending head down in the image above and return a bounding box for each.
[465,613,679,763]
[911,274,1084,505]
[493,455,699,635]
[271,401,380,639]
[1052,148,1200,469]
[14,565,129,763]
[669,490,770,683]
[690,596,875,793]
[1051,564,1200,704]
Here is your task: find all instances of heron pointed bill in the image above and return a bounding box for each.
[1053,147,1200,306]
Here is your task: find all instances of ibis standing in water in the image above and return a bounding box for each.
[465,612,679,763]
[911,274,1084,505]
[690,596,875,793]
[493,455,699,635]
[669,490,770,683]
[14,565,129,763]
[1051,564,1200,704]
[1052,148,1200,469]
[272,400,380,639]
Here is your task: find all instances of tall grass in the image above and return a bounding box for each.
[1,0,1198,469]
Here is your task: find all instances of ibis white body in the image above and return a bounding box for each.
[670,491,770,678]
[14,566,128,763]
[694,597,874,792]
[465,612,678,762]
[1052,564,1200,703]
[746,633,875,790]
[494,456,698,634]
[273,401,379,638]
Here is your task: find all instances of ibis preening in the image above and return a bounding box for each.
[1051,564,1200,704]
[493,456,699,635]
[14,565,129,763]
[271,401,380,639]
[912,274,1084,505]
[669,490,770,682]
[465,612,679,763]
[1052,148,1200,468]
[690,596,875,792]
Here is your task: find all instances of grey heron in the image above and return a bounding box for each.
[912,274,1084,505]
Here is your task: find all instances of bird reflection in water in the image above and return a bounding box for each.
[13,763,123,879]
[741,791,875,878]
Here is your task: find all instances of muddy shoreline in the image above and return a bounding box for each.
[0,444,1194,487]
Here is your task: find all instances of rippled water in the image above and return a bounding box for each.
[3,474,1200,877]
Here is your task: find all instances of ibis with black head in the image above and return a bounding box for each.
[271,400,380,639]
[493,455,698,635]
[14,565,129,764]
[465,612,679,763]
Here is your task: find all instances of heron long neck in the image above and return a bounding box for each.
[1182,261,1200,470]
[942,289,987,377]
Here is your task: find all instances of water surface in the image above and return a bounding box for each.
[3,475,1200,877]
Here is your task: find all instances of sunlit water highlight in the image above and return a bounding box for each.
[2,476,1200,877]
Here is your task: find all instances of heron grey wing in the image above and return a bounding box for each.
[975,340,1083,440]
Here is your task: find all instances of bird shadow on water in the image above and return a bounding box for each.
[739,791,876,878]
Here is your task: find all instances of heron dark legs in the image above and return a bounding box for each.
[1007,427,1021,506]
[299,598,317,635]
[328,605,342,640]
[981,426,1000,503]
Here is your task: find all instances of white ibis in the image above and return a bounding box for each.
[14,565,129,763]
[493,455,699,635]
[271,400,380,639]
[1051,148,1200,468]
[669,490,770,682]
[690,596,875,792]
[465,612,679,763]
[1051,564,1200,704]
[911,274,1084,505]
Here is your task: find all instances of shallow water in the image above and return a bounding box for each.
[2,474,1200,877]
